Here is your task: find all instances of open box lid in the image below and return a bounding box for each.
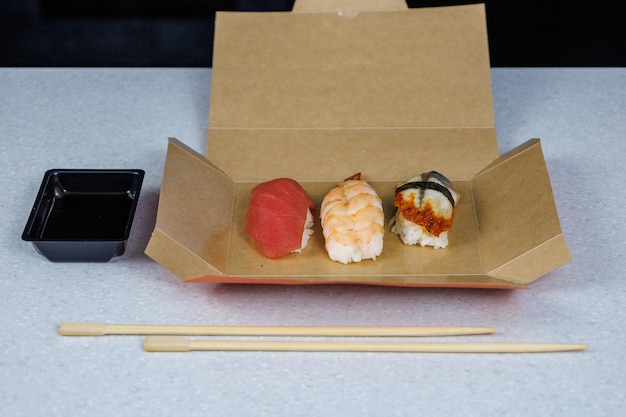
[206,1,499,181]
[145,2,571,288]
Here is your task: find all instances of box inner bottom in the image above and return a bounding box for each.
[221,179,483,277]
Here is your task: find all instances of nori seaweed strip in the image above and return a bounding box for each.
[395,181,456,207]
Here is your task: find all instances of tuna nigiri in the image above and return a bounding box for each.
[245,178,316,259]
[320,173,384,264]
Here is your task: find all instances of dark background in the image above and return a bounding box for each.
[2,0,625,67]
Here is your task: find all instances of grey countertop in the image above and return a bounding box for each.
[1,68,624,417]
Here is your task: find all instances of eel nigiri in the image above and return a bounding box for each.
[389,171,459,249]
[245,178,316,259]
[320,173,384,264]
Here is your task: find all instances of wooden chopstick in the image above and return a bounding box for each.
[143,337,588,353]
[58,322,495,337]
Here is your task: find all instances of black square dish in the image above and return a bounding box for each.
[22,169,145,262]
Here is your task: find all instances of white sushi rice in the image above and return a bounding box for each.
[291,208,315,253]
[324,229,384,264]
[390,211,449,249]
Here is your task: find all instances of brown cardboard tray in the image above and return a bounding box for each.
[145,2,570,288]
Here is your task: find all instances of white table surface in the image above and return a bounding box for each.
[1,67,625,417]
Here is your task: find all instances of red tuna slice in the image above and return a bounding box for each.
[245,178,316,259]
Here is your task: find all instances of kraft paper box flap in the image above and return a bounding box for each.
[145,139,233,279]
[293,0,408,12]
[207,128,498,182]
[472,139,571,284]
[207,4,497,180]
[209,5,493,130]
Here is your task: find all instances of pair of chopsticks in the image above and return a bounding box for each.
[58,322,587,353]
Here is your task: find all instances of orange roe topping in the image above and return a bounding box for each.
[394,193,453,237]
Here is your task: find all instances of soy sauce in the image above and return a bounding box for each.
[42,192,133,240]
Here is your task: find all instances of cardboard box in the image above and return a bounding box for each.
[145,1,571,289]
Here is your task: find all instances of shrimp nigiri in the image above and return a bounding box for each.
[320,173,384,264]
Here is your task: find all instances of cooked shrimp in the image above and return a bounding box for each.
[320,173,384,264]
